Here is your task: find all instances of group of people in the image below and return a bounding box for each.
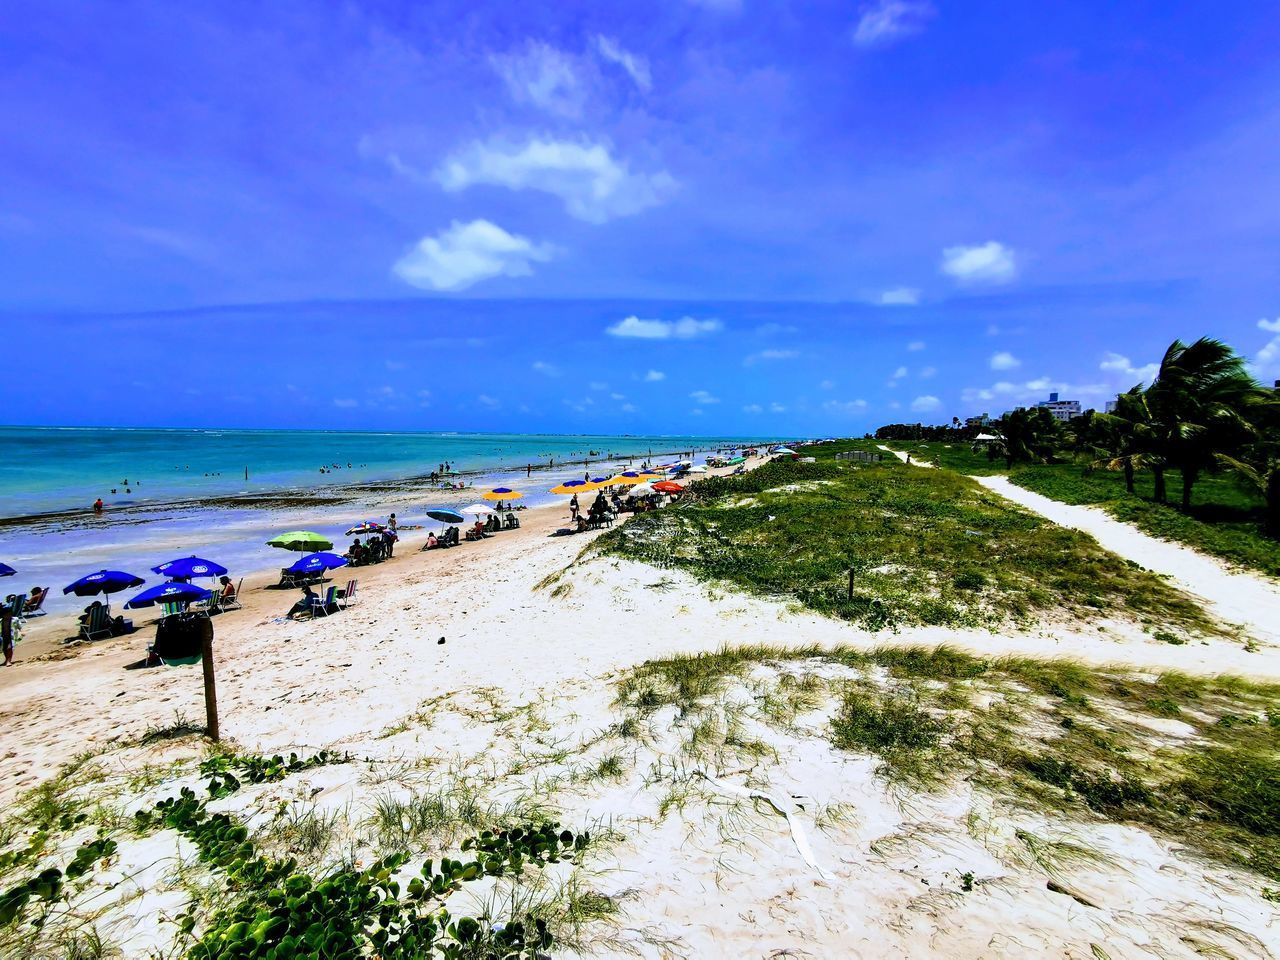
[346,531,395,565]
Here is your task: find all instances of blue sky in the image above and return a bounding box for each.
[2,0,1279,435]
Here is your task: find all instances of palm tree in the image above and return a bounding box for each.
[1093,386,1160,495]
[988,406,1061,469]
[1145,338,1259,509]
[1216,387,1280,538]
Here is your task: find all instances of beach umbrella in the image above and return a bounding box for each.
[267,531,334,552]
[345,521,384,536]
[151,556,228,579]
[589,476,609,484]
[626,482,658,498]
[600,471,646,486]
[125,581,212,610]
[653,481,685,493]
[285,552,349,576]
[460,503,494,516]
[688,465,707,474]
[481,487,524,502]
[549,480,593,495]
[425,507,466,524]
[773,447,797,456]
[64,569,145,598]
[0,562,14,578]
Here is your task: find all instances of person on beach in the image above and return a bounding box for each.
[287,584,318,618]
[93,497,104,514]
[382,526,396,558]
[1,603,14,666]
[569,494,579,521]
[387,513,397,532]
[218,576,236,603]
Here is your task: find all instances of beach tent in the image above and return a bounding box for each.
[973,433,999,442]
[267,531,334,552]
[151,556,228,579]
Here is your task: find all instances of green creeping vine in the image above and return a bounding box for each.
[200,751,347,800]
[0,834,117,927]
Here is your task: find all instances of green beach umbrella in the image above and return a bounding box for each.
[266,531,334,552]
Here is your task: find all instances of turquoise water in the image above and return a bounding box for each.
[0,426,768,617]
[0,426,759,516]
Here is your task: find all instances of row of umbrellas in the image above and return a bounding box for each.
[3,466,718,614]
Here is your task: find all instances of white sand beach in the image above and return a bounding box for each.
[3,452,1280,958]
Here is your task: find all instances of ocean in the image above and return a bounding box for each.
[0,426,767,616]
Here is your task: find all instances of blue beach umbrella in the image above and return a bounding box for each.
[0,562,15,578]
[589,476,608,484]
[286,552,349,576]
[425,507,466,524]
[125,581,212,609]
[64,570,145,598]
[151,556,228,579]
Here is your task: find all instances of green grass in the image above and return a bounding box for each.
[615,643,1280,883]
[596,458,1219,636]
[872,441,1280,578]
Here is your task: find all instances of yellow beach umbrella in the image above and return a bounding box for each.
[549,480,596,495]
[481,486,524,501]
[600,471,647,486]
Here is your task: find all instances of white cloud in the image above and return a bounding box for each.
[690,389,720,405]
[879,287,921,306]
[477,393,500,409]
[888,366,908,385]
[1257,318,1280,375]
[620,402,637,412]
[744,348,799,365]
[919,366,937,379]
[532,360,560,377]
[1099,351,1159,384]
[607,315,722,340]
[489,42,584,117]
[907,340,926,351]
[643,369,666,382]
[823,399,868,415]
[393,219,554,292]
[743,403,763,414]
[853,1,935,48]
[819,379,835,390]
[941,241,1018,285]
[610,392,626,401]
[435,138,676,224]
[333,398,359,409]
[770,402,787,413]
[910,395,942,413]
[989,351,1021,371]
[960,378,1114,406]
[594,35,651,92]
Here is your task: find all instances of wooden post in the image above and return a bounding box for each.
[847,569,855,601]
[202,629,220,741]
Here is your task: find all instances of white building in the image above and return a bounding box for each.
[1036,392,1081,422]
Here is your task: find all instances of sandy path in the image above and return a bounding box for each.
[974,474,1280,647]
[877,443,932,466]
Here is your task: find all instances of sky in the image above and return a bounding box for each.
[1,0,1279,435]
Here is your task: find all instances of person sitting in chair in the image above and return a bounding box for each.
[219,576,236,603]
[287,585,319,619]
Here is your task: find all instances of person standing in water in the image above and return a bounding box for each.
[93,497,104,514]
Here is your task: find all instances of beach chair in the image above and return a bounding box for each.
[23,588,49,618]
[338,580,358,609]
[220,580,243,611]
[199,592,220,617]
[161,601,184,618]
[309,586,339,618]
[4,594,25,620]
[504,513,520,529]
[79,604,112,641]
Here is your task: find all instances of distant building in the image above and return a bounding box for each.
[964,413,991,429]
[1104,399,1118,413]
[1036,392,1081,422]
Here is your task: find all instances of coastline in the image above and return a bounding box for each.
[0,441,746,620]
